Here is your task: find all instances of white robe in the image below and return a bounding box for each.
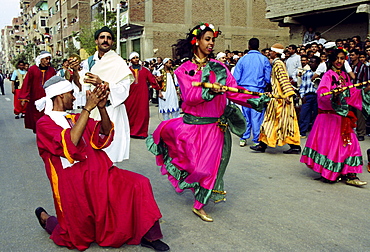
[81,50,134,162]
[158,73,179,113]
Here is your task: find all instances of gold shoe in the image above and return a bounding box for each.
[192,208,213,222]
[367,163,370,173]
[346,179,367,187]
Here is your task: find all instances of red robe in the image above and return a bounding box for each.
[36,114,162,251]
[125,66,158,138]
[19,65,56,132]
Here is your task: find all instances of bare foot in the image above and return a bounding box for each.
[40,211,50,225]
[198,208,208,216]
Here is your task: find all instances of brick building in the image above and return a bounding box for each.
[265,0,370,44]
[120,0,289,59]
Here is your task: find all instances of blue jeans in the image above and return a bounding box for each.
[299,93,318,136]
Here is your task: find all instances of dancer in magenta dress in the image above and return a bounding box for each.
[300,48,370,186]
[147,23,262,222]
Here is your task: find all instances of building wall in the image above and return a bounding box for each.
[265,0,370,45]
[265,0,366,19]
[127,0,289,59]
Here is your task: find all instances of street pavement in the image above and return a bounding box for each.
[1,78,370,252]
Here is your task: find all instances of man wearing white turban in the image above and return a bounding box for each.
[34,76,169,251]
[124,51,159,138]
[19,51,56,133]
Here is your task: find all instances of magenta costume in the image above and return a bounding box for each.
[147,59,259,209]
[300,69,370,181]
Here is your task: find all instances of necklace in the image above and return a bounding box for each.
[192,54,209,71]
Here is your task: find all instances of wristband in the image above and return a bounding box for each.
[82,107,91,114]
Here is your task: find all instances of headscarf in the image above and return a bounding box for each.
[35,51,52,66]
[35,76,73,114]
[129,52,139,60]
[94,26,115,40]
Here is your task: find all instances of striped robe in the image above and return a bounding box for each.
[259,58,300,147]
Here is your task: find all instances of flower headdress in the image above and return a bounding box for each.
[190,23,221,45]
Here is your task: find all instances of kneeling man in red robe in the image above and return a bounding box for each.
[34,76,169,251]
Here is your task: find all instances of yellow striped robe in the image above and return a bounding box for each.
[259,58,300,147]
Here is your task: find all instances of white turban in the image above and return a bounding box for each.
[270,47,284,54]
[163,58,171,64]
[129,52,139,60]
[216,52,226,60]
[271,44,285,59]
[35,51,52,66]
[233,55,239,59]
[35,76,73,114]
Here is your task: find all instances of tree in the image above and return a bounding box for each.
[11,44,41,67]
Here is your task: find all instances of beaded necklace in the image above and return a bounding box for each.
[192,54,209,71]
[160,68,174,92]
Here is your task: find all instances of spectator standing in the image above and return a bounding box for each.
[349,49,368,141]
[303,27,315,44]
[0,69,5,95]
[298,56,320,138]
[233,38,271,146]
[11,61,28,119]
[286,44,302,86]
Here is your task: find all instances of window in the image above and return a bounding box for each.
[132,39,140,55]
[57,22,61,31]
[55,0,60,12]
[40,17,47,27]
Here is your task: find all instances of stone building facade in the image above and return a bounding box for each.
[265,0,370,44]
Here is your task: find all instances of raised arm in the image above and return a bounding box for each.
[70,84,111,145]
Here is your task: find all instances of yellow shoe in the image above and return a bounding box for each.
[192,208,213,222]
[346,178,367,187]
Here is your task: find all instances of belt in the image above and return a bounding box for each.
[304,92,316,96]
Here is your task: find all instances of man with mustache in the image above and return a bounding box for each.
[71,26,134,162]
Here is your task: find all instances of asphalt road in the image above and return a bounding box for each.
[1,79,370,252]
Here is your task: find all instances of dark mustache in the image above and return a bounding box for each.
[102,42,109,45]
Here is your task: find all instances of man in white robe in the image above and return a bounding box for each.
[155,58,180,120]
[70,26,134,162]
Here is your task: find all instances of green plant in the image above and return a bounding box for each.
[11,44,41,67]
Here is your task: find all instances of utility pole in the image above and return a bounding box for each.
[116,4,120,55]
